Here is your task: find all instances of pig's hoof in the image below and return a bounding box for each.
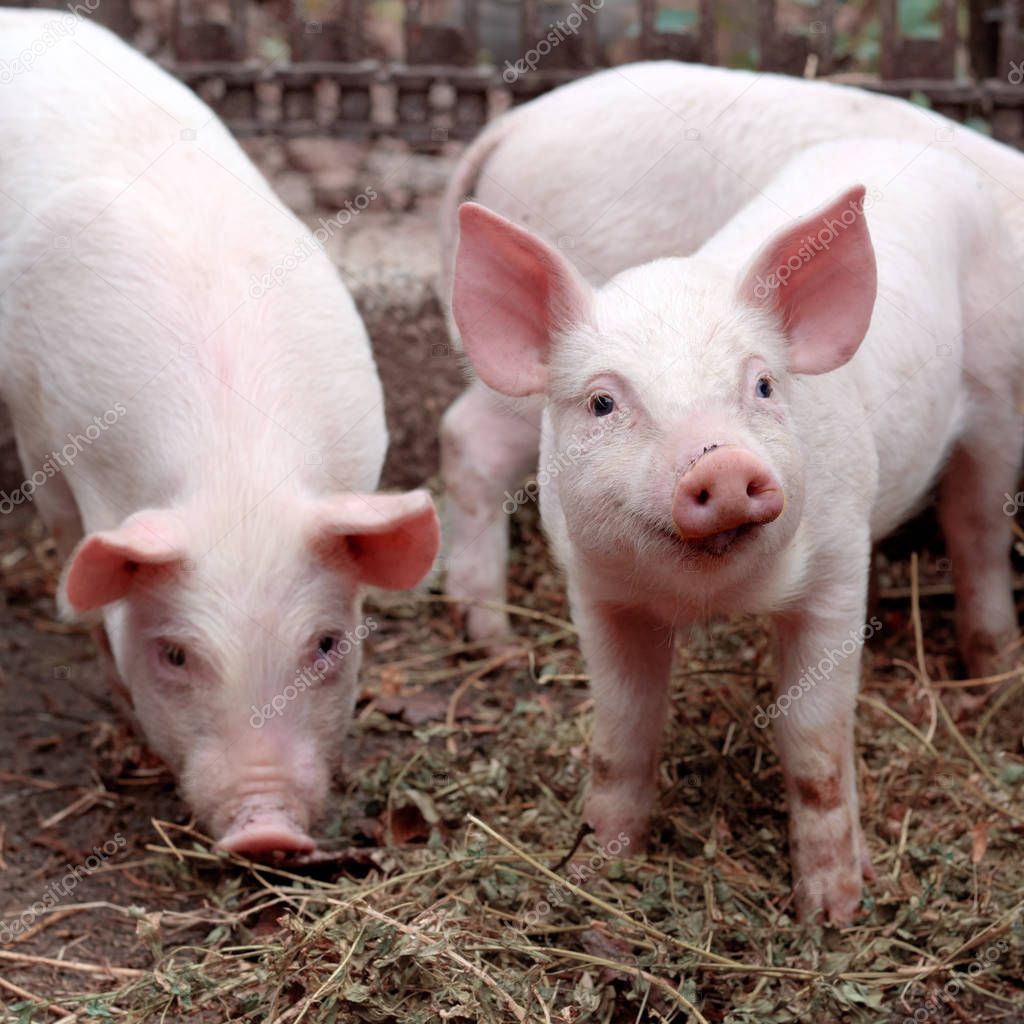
[793,866,863,925]
[448,598,520,657]
[961,629,1019,681]
[858,831,877,882]
[462,604,514,649]
[584,789,651,854]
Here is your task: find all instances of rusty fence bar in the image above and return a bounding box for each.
[4,1,1024,148]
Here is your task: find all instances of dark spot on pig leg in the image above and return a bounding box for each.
[795,773,842,812]
[590,754,615,786]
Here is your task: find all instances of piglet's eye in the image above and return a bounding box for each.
[755,377,773,399]
[162,643,186,668]
[588,392,615,417]
[318,636,335,655]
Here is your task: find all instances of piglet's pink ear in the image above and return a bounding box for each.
[312,490,440,591]
[452,202,593,397]
[61,511,189,614]
[738,185,877,375]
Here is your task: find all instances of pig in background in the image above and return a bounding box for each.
[450,138,1024,923]
[0,11,439,854]
[438,61,1024,653]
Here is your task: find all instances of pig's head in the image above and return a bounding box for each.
[58,489,439,853]
[453,188,876,598]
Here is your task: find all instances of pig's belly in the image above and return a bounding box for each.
[866,386,967,541]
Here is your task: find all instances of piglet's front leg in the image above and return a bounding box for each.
[771,608,876,925]
[575,595,675,849]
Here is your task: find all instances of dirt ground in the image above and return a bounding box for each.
[3,430,1024,1022]
[2,156,1024,1023]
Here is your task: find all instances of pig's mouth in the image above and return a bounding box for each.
[655,521,760,560]
[685,523,757,556]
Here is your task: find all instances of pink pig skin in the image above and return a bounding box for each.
[439,61,1024,651]
[0,12,439,853]
[451,138,1024,924]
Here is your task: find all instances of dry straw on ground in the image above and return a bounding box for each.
[1,508,1022,1023]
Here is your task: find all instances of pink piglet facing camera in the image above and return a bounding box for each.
[451,139,1024,924]
[0,10,439,855]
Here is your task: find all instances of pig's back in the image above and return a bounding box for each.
[0,12,386,514]
[0,11,279,292]
[0,11,266,212]
[470,61,1024,286]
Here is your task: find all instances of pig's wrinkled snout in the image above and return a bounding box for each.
[673,448,784,543]
[196,753,329,857]
[215,800,316,856]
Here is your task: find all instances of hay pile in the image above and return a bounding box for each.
[1,513,1022,1024]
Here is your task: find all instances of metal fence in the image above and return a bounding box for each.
[8,1,1024,147]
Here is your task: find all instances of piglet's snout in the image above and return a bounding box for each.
[215,798,316,855]
[672,448,784,540]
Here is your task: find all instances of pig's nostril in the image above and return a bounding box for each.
[674,449,783,540]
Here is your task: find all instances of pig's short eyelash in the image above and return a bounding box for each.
[309,631,350,664]
[588,392,616,417]
[159,641,188,668]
